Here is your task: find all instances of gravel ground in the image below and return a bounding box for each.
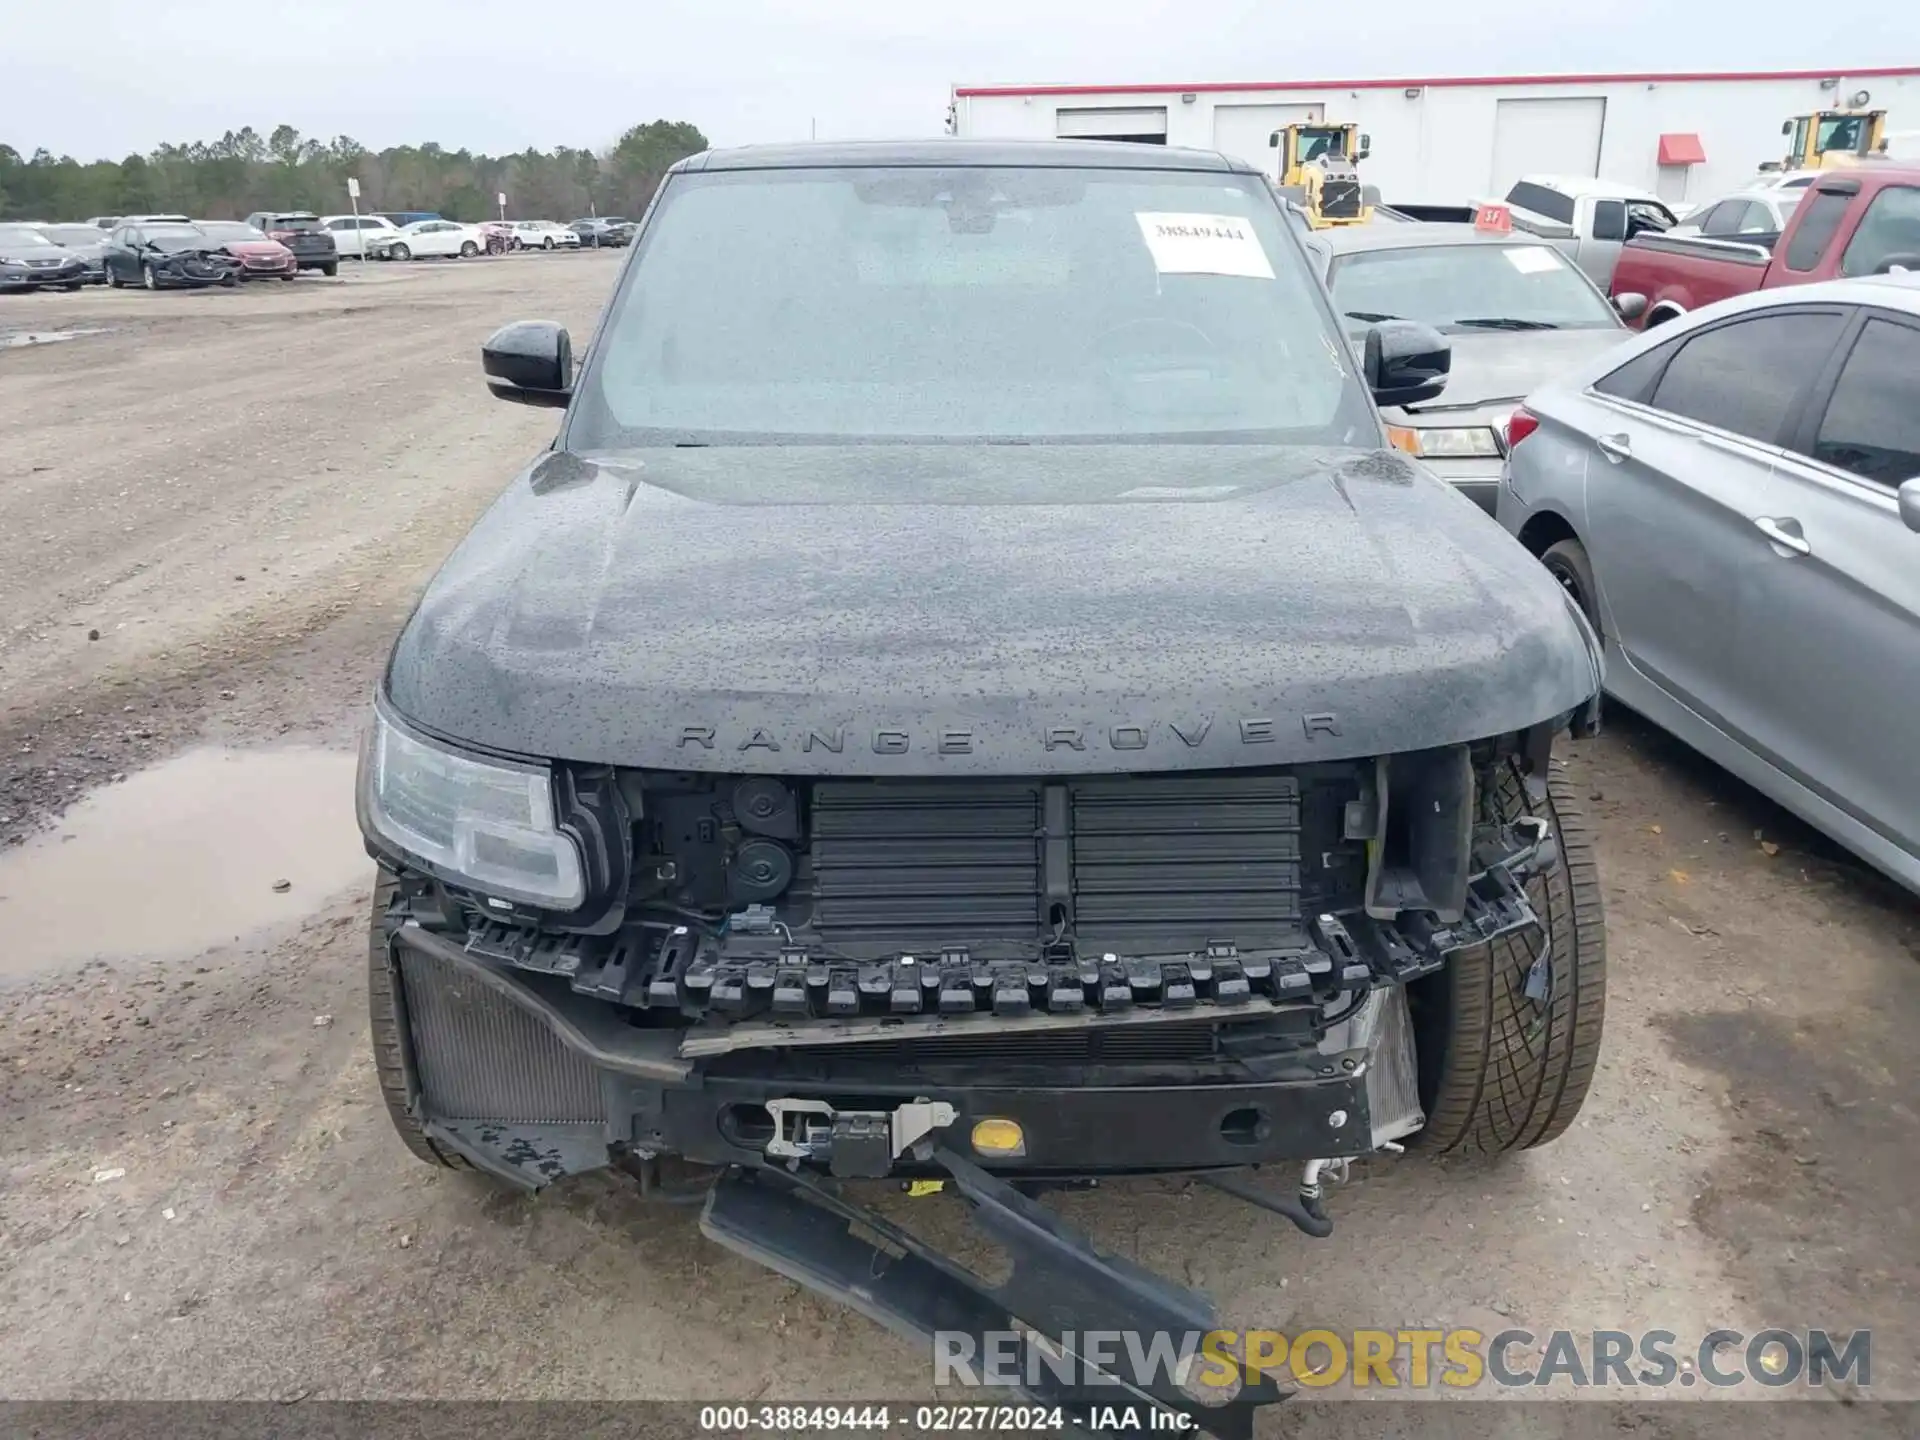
[1,256,1915,1425]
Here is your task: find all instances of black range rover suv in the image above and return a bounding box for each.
[358,139,1605,1435]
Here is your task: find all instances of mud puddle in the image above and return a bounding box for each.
[0,746,367,977]
[1,326,112,349]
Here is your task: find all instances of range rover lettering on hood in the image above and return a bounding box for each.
[676,713,1341,755]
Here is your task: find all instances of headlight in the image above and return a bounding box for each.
[357,696,585,909]
[1386,424,1503,459]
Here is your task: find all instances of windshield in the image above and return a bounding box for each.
[570,165,1373,446]
[40,225,101,245]
[197,222,265,240]
[142,224,205,241]
[1294,128,1350,162]
[1329,242,1618,334]
[1817,115,1869,154]
[0,226,53,248]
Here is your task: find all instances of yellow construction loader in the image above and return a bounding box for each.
[1269,123,1377,228]
[1778,108,1888,171]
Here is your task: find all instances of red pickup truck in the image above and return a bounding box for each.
[1609,166,1920,328]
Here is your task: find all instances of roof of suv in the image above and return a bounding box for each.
[679,138,1255,174]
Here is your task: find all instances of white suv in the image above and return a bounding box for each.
[321,214,403,259]
[511,220,582,251]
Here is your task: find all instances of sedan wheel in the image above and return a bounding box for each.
[142,263,158,291]
[459,241,479,258]
[391,243,411,261]
[1541,538,1601,640]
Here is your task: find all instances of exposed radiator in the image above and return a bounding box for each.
[808,774,1303,959]
[810,781,1043,952]
[398,949,604,1124]
[1072,775,1301,951]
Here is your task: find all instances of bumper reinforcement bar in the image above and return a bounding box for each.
[700,1149,1285,1440]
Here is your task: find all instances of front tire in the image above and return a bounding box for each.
[367,875,472,1172]
[542,236,555,250]
[1410,761,1606,1154]
[1540,537,1600,641]
[390,243,411,261]
[142,263,158,291]
[322,261,338,277]
[460,241,479,258]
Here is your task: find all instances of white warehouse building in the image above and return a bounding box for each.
[949,66,1920,208]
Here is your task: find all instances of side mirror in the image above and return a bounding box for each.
[1357,134,1372,160]
[1612,292,1648,322]
[1364,320,1450,408]
[1900,478,1920,534]
[1782,120,1793,136]
[1268,131,1281,149]
[483,320,572,408]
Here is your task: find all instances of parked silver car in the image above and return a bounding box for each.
[1497,276,1920,893]
[1306,223,1636,512]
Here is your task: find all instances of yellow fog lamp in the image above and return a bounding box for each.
[971,1117,1026,1157]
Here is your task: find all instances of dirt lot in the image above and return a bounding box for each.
[2,256,1917,1422]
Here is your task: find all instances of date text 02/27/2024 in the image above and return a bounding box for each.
[695,1405,1188,1433]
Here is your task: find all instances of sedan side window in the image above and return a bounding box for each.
[1592,339,1679,404]
[1838,185,1920,278]
[1806,317,1920,487]
[1647,311,1846,444]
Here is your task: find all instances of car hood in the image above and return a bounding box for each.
[386,445,1601,775]
[1393,328,1627,415]
[1,243,77,262]
[146,237,228,256]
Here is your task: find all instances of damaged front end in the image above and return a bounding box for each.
[359,693,1567,1433]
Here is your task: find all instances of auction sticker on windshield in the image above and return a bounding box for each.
[1504,245,1564,274]
[1134,212,1275,279]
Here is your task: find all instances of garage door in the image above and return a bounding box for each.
[1211,103,1323,171]
[1056,107,1168,144]
[1490,97,1606,191]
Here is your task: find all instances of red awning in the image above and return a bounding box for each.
[1658,132,1707,166]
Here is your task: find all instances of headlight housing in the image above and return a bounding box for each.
[357,695,585,909]
[1386,424,1503,459]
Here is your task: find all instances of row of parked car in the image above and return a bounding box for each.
[1302,179,1919,893]
[0,210,636,293]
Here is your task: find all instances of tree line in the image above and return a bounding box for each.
[0,120,709,224]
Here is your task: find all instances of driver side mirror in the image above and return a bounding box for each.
[1612,292,1648,322]
[1356,133,1372,160]
[1900,477,1920,534]
[483,320,572,408]
[1364,320,1450,407]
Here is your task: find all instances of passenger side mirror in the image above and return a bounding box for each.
[1900,477,1920,534]
[482,320,572,408]
[1364,320,1450,407]
[1612,292,1648,321]
[1357,133,1372,160]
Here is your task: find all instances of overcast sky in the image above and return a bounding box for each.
[6,0,1916,160]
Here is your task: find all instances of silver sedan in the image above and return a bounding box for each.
[1497,275,1920,894]
[1304,223,1635,513]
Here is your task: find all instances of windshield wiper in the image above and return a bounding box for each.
[1453,317,1562,331]
[1343,309,1403,322]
